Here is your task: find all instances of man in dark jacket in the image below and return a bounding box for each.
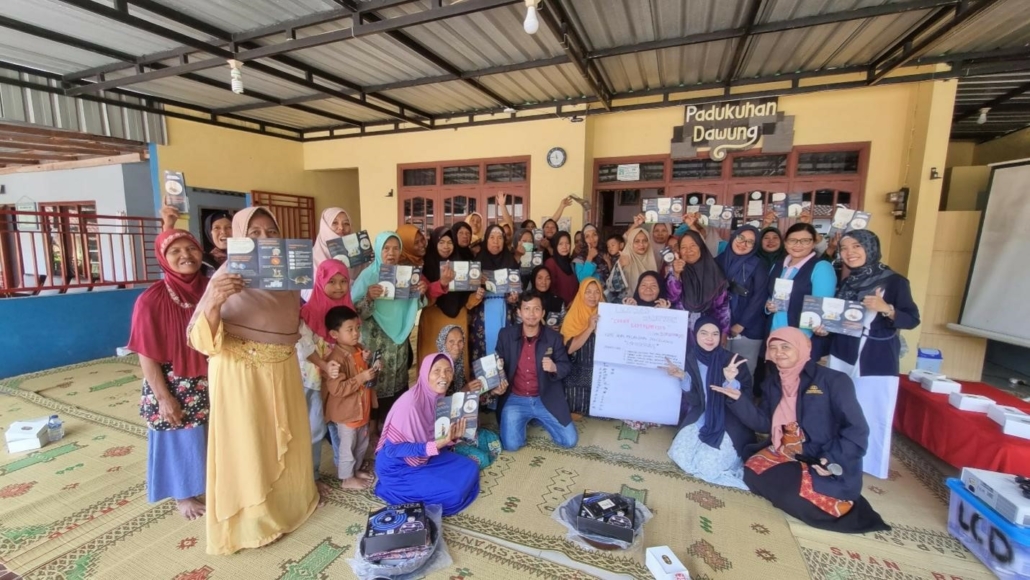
[495,292,576,452]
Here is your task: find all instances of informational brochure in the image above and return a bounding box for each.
[324,230,374,268]
[377,265,422,300]
[533,229,545,246]
[162,170,189,213]
[658,246,675,265]
[829,208,872,236]
[472,354,504,394]
[799,296,865,337]
[226,238,314,290]
[443,261,482,291]
[768,192,787,218]
[786,193,807,218]
[484,269,522,295]
[434,392,478,441]
[707,204,733,229]
[520,250,543,274]
[772,278,794,311]
[642,198,683,223]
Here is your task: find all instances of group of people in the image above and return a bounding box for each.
[131,195,919,554]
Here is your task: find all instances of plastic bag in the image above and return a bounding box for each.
[551,493,653,552]
[346,503,452,579]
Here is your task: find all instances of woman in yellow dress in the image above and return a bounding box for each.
[188,207,318,555]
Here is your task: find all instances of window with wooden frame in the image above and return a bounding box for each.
[250,191,315,240]
[398,156,530,230]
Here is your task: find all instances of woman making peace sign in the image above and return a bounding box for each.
[666,316,754,490]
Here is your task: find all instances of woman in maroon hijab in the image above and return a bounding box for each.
[128,229,210,520]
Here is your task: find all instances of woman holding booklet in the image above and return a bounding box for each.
[561,278,605,418]
[816,230,920,377]
[417,227,485,365]
[469,224,520,362]
[765,223,837,339]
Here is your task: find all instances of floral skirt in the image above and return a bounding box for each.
[139,364,209,430]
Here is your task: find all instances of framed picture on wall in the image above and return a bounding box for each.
[617,190,641,206]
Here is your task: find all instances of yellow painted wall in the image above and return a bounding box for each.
[158,117,361,230]
[946,140,976,168]
[305,118,588,236]
[973,126,1030,165]
[943,166,990,211]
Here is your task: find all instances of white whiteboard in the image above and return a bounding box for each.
[589,303,691,425]
[959,161,1030,344]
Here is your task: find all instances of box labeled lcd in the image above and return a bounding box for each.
[946,478,1030,579]
[646,546,690,579]
[948,393,994,413]
[363,502,428,558]
[5,416,49,454]
[576,491,636,544]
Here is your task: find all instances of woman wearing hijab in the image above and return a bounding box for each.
[201,211,233,277]
[436,325,504,469]
[129,229,210,520]
[561,278,605,417]
[765,223,837,339]
[188,208,318,555]
[527,265,566,330]
[623,271,671,308]
[417,227,483,365]
[306,207,358,302]
[374,354,484,515]
[615,226,659,304]
[757,227,786,273]
[469,224,520,361]
[451,221,475,261]
[297,260,355,481]
[538,217,560,257]
[544,231,580,306]
[665,316,754,489]
[351,232,428,426]
[713,328,888,534]
[667,230,731,336]
[819,230,920,377]
[573,224,612,285]
[397,224,427,268]
[465,212,486,246]
[716,225,771,376]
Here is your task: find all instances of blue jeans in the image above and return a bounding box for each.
[500,395,578,452]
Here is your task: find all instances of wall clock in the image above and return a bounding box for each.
[547,147,567,168]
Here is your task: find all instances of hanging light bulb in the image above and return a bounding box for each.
[228,60,244,95]
[524,0,540,34]
[977,107,990,125]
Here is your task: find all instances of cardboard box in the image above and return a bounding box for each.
[987,404,1029,427]
[5,416,49,454]
[916,347,943,373]
[576,491,636,544]
[1002,416,1030,440]
[908,369,945,383]
[646,546,691,579]
[362,502,428,558]
[920,377,961,394]
[948,393,994,413]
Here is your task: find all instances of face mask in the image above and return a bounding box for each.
[521,242,534,253]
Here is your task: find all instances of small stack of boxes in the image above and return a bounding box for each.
[946,469,1030,577]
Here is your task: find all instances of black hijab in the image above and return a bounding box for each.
[757,226,785,271]
[529,264,565,313]
[424,227,469,319]
[677,230,728,313]
[450,221,475,261]
[681,316,736,448]
[549,231,574,275]
[837,230,895,301]
[632,270,667,307]
[478,223,518,271]
[201,210,234,274]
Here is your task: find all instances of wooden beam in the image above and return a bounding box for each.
[0,139,123,157]
[0,153,144,175]
[0,158,36,166]
[0,151,82,161]
[0,123,145,149]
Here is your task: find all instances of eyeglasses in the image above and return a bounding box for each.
[734,236,756,247]
[785,238,814,247]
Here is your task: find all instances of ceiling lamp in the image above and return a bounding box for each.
[524,0,540,34]
[229,60,244,95]
[977,107,990,125]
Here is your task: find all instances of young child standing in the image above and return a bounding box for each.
[322,305,379,490]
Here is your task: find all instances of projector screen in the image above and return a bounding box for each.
[958,160,1030,345]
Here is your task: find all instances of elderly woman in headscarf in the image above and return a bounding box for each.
[614,224,659,304]
[622,271,671,308]
[200,210,233,277]
[129,229,210,520]
[297,259,355,482]
[561,278,605,418]
[187,208,318,555]
[572,224,612,285]
[374,353,483,515]
[665,316,754,490]
[544,231,580,306]
[436,325,504,469]
[713,328,888,534]
[416,226,481,365]
[716,225,770,376]
[667,230,731,336]
[350,231,429,429]
[469,224,520,362]
[817,230,920,377]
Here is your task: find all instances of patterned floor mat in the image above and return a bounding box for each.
[0,357,998,580]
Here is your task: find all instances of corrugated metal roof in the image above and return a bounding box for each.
[477,63,595,103]
[566,0,741,49]
[108,73,266,109]
[0,29,114,75]
[952,70,1030,138]
[144,0,340,34]
[917,0,1030,57]
[380,80,500,115]
[235,105,341,129]
[287,31,448,87]
[299,98,399,124]
[599,40,735,93]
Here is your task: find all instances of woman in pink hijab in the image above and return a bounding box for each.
[373,353,480,516]
[712,327,888,534]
